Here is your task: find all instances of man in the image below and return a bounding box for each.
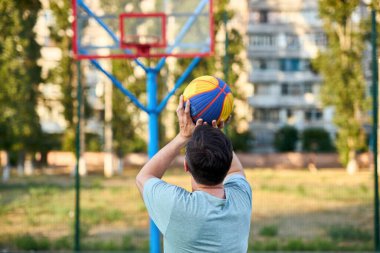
[136,95,252,253]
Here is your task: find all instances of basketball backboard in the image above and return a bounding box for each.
[72,0,214,59]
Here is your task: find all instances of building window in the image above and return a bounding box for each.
[254,108,280,122]
[250,34,277,48]
[259,10,269,23]
[286,109,293,118]
[281,83,289,95]
[286,34,300,50]
[305,109,323,121]
[314,32,327,47]
[255,83,271,95]
[281,83,302,96]
[280,58,300,71]
[252,59,278,70]
[306,32,327,47]
[304,83,313,94]
[252,59,269,70]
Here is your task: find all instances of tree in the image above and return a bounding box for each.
[111,59,147,173]
[49,0,93,175]
[49,0,77,148]
[315,0,369,172]
[172,0,250,147]
[0,0,42,177]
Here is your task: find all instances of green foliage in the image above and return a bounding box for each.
[328,225,372,241]
[48,1,75,127]
[49,1,93,152]
[251,240,279,250]
[14,234,50,250]
[81,207,124,225]
[274,126,298,152]
[0,0,42,154]
[121,235,136,250]
[259,225,278,237]
[315,0,369,165]
[228,128,254,152]
[86,133,102,152]
[81,239,119,251]
[62,127,75,152]
[53,236,72,249]
[173,0,246,137]
[111,60,147,156]
[251,238,338,251]
[301,127,335,152]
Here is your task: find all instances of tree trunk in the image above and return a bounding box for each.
[25,153,34,176]
[17,151,25,176]
[2,151,11,182]
[346,149,358,174]
[104,79,113,178]
[117,155,124,175]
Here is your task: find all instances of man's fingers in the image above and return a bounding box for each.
[196,118,203,126]
[212,120,218,128]
[183,100,191,123]
[218,120,225,129]
[185,100,190,113]
[176,95,184,113]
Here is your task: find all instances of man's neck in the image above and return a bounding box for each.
[191,178,225,199]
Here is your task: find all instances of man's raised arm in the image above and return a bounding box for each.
[135,95,202,195]
[227,151,245,178]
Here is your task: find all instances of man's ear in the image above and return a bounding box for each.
[184,160,189,173]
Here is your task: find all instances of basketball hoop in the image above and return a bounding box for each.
[119,13,167,56]
[121,34,163,55]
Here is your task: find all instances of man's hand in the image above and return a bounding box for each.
[211,119,226,129]
[176,95,203,139]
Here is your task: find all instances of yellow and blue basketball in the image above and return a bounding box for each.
[183,76,233,125]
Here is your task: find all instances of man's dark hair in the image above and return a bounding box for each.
[185,125,233,185]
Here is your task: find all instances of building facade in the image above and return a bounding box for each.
[247,0,335,152]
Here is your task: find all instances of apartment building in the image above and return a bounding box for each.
[247,0,335,152]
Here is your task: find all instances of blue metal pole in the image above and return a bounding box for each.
[146,69,161,253]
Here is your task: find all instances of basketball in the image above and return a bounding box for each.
[183,76,234,125]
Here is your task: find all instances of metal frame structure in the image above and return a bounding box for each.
[72,0,214,59]
[72,0,213,252]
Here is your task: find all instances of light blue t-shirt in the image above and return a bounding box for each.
[143,174,252,253]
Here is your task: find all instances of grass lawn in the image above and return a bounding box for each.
[0,168,375,251]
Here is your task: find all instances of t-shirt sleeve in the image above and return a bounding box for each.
[224,174,252,205]
[143,178,181,235]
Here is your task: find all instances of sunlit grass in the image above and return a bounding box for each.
[0,169,375,251]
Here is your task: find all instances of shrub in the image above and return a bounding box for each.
[274,126,298,152]
[302,127,335,152]
[229,129,254,152]
[14,234,50,250]
[328,225,372,241]
[259,225,278,237]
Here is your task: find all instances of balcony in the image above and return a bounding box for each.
[249,70,321,83]
[248,93,318,108]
